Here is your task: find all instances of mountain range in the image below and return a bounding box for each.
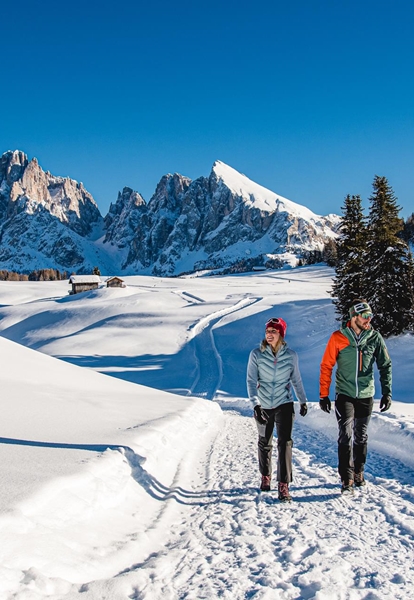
[0,150,340,276]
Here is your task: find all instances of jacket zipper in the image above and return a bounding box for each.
[355,350,359,397]
[355,331,367,398]
[272,356,277,399]
[350,329,360,397]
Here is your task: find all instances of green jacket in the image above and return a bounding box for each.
[320,323,392,399]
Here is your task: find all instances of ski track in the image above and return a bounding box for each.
[173,290,205,304]
[188,297,261,400]
[92,414,414,600]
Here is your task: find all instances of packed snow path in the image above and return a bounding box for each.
[1,273,414,599]
[188,297,260,399]
[78,411,414,600]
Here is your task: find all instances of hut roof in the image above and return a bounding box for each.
[69,275,101,284]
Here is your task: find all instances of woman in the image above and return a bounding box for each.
[246,317,308,502]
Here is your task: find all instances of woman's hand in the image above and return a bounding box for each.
[254,405,268,425]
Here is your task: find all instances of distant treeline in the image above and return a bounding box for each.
[0,268,69,281]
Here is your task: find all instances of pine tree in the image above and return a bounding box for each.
[364,176,414,336]
[322,238,338,267]
[331,194,367,320]
[402,213,414,243]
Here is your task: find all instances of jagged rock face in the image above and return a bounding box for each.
[0,151,28,222]
[116,161,340,275]
[104,187,147,249]
[0,150,340,275]
[108,173,192,269]
[0,206,85,271]
[0,150,108,273]
[0,150,103,237]
[0,150,28,185]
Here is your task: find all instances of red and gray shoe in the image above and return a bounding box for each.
[278,482,292,502]
[341,480,354,495]
[354,472,366,487]
[260,475,271,491]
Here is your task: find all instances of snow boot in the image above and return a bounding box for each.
[354,472,366,487]
[278,482,292,502]
[341,480,354,495]
[260,475,271,491]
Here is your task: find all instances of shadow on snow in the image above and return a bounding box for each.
[0,436,338,506]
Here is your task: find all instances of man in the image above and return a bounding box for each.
[319,299,392,494]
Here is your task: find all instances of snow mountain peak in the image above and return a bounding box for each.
[0,150,340,275]
[211,160,322,220]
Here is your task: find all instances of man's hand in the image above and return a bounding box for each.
[319,397,331,413]
[380,395,392,412]
[254,404,268,425]
[299,403,308,417]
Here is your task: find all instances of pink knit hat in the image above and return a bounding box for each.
[265,317,287,338]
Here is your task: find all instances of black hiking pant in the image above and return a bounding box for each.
[335,394,373,483]
[255,402,294,483]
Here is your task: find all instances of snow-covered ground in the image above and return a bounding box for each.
[0,266,413,599]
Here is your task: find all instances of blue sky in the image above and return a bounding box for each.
[1,0,413,217]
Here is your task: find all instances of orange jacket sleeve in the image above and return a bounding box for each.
[319,331,349,398]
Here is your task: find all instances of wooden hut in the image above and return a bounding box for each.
[69,275,101,295]
[106,276,125,288]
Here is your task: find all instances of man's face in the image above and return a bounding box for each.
[354,314,372,330]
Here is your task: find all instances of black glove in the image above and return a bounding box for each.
[380,395,392,412]
[299,403,308,417]
[319,397,331,413]
[254,404,268,425]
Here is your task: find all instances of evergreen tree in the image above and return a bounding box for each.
[92,266,101,276]
[364,176,414,336]
[402,212,414,243]
[331,194,367,320]
[302,249,323,265]
[322,238,338,267]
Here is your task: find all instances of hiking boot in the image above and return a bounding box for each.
[260,475,271,491]
[341,480,354,495]
[278,482,292,502]
[354,472,366,487]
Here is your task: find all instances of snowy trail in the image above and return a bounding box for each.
[2,272,414,599]
[188,297,261,399]
[77,411,414,600]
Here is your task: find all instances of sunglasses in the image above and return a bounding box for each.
[351,302,373,319]
[266,318,281,326]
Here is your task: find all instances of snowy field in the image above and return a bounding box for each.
[0,266,414,599]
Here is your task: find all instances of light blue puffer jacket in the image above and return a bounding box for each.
[247,341,307,409]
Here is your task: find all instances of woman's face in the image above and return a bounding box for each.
[265,327,281,349]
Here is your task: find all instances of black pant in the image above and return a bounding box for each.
[335,394,373,483]
[255,402,294,483]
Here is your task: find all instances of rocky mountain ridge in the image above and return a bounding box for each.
[0,150,340,276]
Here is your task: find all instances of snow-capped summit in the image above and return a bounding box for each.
[0,150,340,275]
[212,160,318,219]
[113,161,340,275]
